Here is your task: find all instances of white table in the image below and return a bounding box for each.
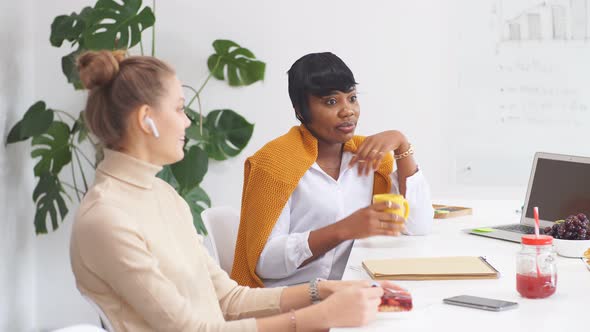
[332,200,588,331]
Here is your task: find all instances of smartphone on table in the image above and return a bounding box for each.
[443,295,518,312]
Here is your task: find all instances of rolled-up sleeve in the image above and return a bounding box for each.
[255,198,313,279]
[205,250,284,320]
[390,169,434,235]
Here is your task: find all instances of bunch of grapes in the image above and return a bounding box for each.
[544,213,590,240]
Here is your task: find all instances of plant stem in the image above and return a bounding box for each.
[62,182,86,195]
[185,58,222,134]
[183,84,198,94]
[54,110,77,123]
[151,0,156,56]
[69,160,82,202]
[197,94,203,134]
[185,89,199,110]
[184,85,198,108]
[186,57,221,109]
[85,132,97,146]
[73,148,89,192]
[197,56,222,96]
[140,40,144,56]
[72,146,95,168]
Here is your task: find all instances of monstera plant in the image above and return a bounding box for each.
[6,0,262,235]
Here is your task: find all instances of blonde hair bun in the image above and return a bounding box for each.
[77,50,126,90]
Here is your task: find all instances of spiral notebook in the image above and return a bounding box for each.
[362,256,500,280]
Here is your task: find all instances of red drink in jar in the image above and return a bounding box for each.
[516,273,556,298]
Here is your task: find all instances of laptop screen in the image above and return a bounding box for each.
[525,157,590,222]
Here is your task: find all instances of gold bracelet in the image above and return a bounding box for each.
[289,309,296,332]
[394,143,414,160]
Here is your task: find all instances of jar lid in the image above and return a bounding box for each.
[521,234,553,245]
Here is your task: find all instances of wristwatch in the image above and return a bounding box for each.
[309,277,325,304]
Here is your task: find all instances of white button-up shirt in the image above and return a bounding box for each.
[256,152,434,287]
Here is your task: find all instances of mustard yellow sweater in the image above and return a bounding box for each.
[231,125,393,287]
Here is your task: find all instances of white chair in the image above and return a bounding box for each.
[82,295,115,332]
[201,206,241,274]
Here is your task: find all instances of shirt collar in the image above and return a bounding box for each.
[310,151,355,176]
[97,149,163,189]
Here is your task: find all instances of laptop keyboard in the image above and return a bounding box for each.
[493,224,536,234]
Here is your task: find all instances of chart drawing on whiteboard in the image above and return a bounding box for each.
[498,0,590,42]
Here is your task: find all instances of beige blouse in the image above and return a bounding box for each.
[70,149,283,332]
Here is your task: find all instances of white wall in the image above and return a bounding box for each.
[5,0,534,330]
[166,0,453,203]
[1,0,37,331]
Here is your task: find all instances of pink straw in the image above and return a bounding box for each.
[533,206,541,277]
[533,207,540,238]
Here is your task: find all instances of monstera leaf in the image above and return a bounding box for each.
[182,185,211,235]
[203,109,254,161]
[50,6,96,47]
[6,101,54,144]
[31,121,72,177]
[51,1,154,87]
[156,165,179,190]
[207,40,265,86]
[50,7,97,88]
[83,0,155,50]
[61,48,86,89]
[170,145,208,194]
[33,173,69,234]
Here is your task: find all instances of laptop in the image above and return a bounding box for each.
[467,152,590,243]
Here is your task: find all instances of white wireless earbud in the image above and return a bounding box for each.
[144,117,160,138]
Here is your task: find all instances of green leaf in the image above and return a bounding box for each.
[31,121,72,177]
[51,6,96,88]
[62,48,85,89]
[6,121,24,145]
[156,165,179,190]
[33,173,69,234]
[170,145,208,193]
[185,124,209,144]
[83,0,155,50]
[182,185,211,235]
[71,111,89,143]
[50,7,96,47]
[203,109,254,161]
[207,39,266,86]
[6,102,54,144]
[21,102,54,138]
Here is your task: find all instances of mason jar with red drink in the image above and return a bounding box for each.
[516,234,557,299]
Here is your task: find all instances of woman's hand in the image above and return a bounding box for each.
[319,280,407,301]
[371,280,409,293]
[335,201,405,241]
[349,130,410,176]
[317,283,383,328]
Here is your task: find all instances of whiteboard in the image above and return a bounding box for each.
[449,0,590,186]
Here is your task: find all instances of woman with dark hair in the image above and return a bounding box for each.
[70,50,403,332]
[232,52,434,288]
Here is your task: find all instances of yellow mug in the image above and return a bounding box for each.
[373,193,410,222]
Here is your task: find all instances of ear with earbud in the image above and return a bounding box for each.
[144,117,160,138]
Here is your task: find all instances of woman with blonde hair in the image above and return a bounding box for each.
[69,50,404,331]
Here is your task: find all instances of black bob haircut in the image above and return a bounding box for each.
[287,52,358,123]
